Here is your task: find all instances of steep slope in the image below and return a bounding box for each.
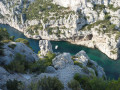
[0,0,120,59]
[0,40,106,89]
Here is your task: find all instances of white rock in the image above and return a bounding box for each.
[75,50,89,66]
[39,40,53,56]
[52,53,74,69]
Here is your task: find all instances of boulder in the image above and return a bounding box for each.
[75,50,89,66]
[0,42,39,65]
[52,53,74,69]
[45,66,56,73]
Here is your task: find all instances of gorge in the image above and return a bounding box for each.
[0,0,120,60]
[0,24,120,80]
[0,0,120,89]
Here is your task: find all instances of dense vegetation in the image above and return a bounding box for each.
[4,51,55,74]
[0,28,10,56]
[6,74,120,90]
[29,76,64,90]
[0,35,4,56]
[68,79,81,90]
[6,80,23,90]
[74,73,120,90]
[6,77,63,90]
[0,28,10,41]
[15,38,29,46]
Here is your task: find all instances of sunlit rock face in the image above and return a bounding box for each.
[0,0,120,60]
[39,40,53,56]
[53,0,120,11]
[53,0,87,11]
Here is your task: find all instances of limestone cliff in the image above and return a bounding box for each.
[0,0,120,59]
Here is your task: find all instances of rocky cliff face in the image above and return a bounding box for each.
[0,0,120,59]
[0,42,39,65]
[39,40,53,56]
[0,41,106,89]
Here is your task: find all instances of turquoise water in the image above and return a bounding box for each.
[0,24,120,80]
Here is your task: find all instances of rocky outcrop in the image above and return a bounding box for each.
[53,0,120,11]
[39,50,106,89]
[0,50,106,89]
[39,40,53,56]
[68,25,119,60]
[52,53,74,69]
[0,42,39,65]
[73,50,106,78]
[75,50,90,66]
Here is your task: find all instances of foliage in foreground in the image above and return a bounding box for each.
[4,51,55,74]
[0,28,9,41]
[0,35,4,56]
[68,79,81,90]
[4,53,29,73]
[6,79,23,90]
[0,28,10,56]
[29,76,64,90]
[74,73,120,90]
[6,77,63,90]
[15,38,29,46]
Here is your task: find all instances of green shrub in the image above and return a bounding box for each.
[68,79,81,90]
[0,49,4,56]
[1,40,12,43]
[86,60,98,76]
[87,60,94,67]
[82,67,89,74]
[10,36,15,41]
[38,51,41,54]
[29,76,64,90]
[74,61,83,68]
[8,44,16,49]
[0,28,10,56]
[15,38,29,46]
[74,73,81,81]
[4,53,29,73]
[89,77,107,90]
[74,75,91,90]
[4,51,55,74]
[0,35,4,56]
[74,73,109,90]
[4,53,47,73]
[0,28,10,41]
[46,51,55,60]
[6,79,23,90]
[29,59,48,73]
[106,78,120,90]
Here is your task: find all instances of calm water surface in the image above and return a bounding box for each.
[0,24,120,80]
